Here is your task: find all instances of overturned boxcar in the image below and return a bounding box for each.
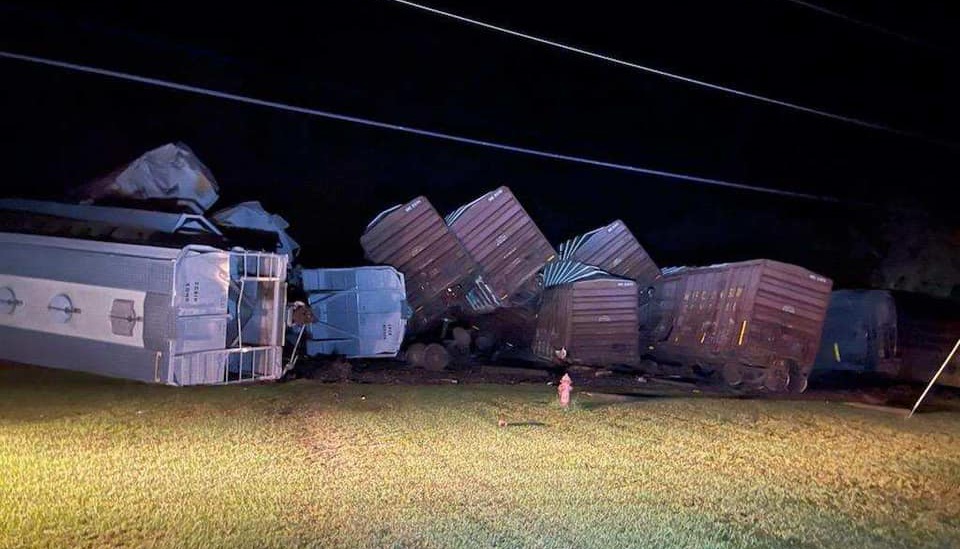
[0,231,287,385]
[445,186,556,308]
[558,219,660,288]
[294,266,408,359]
[360,196,489,334]
[642,259,832,392]
[533,261,639,367]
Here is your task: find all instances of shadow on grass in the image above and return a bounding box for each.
[504,421,548,428]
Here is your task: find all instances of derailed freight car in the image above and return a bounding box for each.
[445,186,556,308]
[813,290,900,376]
[813,290,960,387]
[533,261,639,367]
[641,260,832,392]
[293,266,409,359]
[0,231,288,385]
[360,196,490,334]
[558,219,660,288]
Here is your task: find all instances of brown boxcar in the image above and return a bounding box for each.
[895,293,960,388]
[558,220,661,288]
[641,259,832,392]
[445,186,556,307]
[533,261,639,367]
[360,196,486,333]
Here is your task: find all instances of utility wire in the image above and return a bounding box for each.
[781,0,942,50]
[386,0,955,148]
[1,49,850,203]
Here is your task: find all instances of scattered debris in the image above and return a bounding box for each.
[75,142,219,214]
[480,366,550,378]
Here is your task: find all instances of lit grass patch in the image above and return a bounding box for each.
[1,365,959,548]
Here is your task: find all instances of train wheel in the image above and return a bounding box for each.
[452,327,472,353]
[722,363,744,386]
[475,332,496,353]
[763,365,790,392]
[424,343,451,371]
[786,361,808,393]
[405,343,426,368]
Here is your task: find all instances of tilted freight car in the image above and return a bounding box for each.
[813,290,900,376]
[293,266,408,359]
[813,289,960,387]
[558,220,660,289]
[0,231,287,385]
[533,261,639,367]
[896,292,960,387]
[361,196,491,334]
[641,260,832,392]
[445,186,556,308]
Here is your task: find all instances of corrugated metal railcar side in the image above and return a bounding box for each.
[643,260,832,391]
[445,186,556,307]
[534,277,639,367]
[360,196,482,332]
[558,220,660,288]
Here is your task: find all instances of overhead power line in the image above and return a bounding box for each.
[781,0,941,50]
[386,0,955,148]
[0,49,849,203]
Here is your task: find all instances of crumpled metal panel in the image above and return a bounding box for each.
[558,220,660,288]
[210,201,299,261]
[541,260,609,289]
[77,142,220,214]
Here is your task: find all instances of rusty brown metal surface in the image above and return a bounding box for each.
[533,277,639,367]
[558,220,660,288]
[445,187,556,307]
[895,293,960,388]
[360,196,481,332]
[642,260,832,388]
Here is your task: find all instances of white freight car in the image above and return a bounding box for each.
[0,232,287,385]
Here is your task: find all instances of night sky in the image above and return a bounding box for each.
[1,1,957,288]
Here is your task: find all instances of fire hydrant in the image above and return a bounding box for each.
[557,373,572,408]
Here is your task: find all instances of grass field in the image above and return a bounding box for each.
[1,364,959,549]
